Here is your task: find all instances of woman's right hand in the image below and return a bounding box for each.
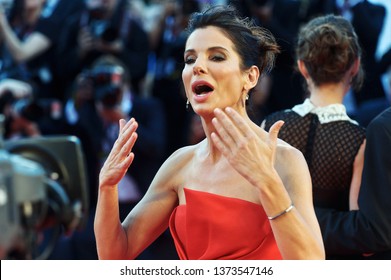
[99,118,138,188]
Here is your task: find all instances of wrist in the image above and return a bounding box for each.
[99,182,118,191]
[267,202,294,220]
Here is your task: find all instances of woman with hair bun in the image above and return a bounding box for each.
[262,14,366,259]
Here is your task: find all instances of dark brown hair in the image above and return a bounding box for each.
[186,5,280,77]
[296,14,364,90]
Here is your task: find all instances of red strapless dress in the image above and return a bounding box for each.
[169,188,282,260]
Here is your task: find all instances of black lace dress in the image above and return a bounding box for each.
[263,99,366,211]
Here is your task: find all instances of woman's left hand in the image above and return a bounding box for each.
[211,107,284,187]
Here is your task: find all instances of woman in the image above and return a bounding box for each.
[94,5,325,260]
[262,15,366,258]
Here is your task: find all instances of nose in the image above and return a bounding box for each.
[192,59,207,75]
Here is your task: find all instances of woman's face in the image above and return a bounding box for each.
[182,26,248,117]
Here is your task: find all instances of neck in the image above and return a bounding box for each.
[308,82,349,107]
[200,107,252,162]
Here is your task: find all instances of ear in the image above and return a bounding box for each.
[244,65,260,90]
[350,58,360,77]
[297,59,310,80]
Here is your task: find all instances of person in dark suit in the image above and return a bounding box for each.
[316,107,391,259]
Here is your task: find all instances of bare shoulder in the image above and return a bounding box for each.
[161,144,197,170]
[275,138,305,163]
[274,138,311,194]
[150,143,198,191]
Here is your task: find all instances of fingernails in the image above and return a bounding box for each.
[225,107,233,113]
[214,107,235,116]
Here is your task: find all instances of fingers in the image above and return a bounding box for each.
[122,131,138,161]
[118,118,137,145]
[212,107,257,142]
[211,107,283,154]
[112,118,138,158]
[119,119,126,132]
[223,107,252,137]
[212,108,248,141]
[214,107,253,137]
[268,120,284,146]
[211,109,237,154]
[119,118,135,135]
[99,120,138,187]
[121,118,137,142]
[212,107,255,157]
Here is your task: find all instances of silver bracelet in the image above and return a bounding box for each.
[267,203,294,220]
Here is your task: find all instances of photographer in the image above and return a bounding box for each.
[56,0,149,98]
[0,77,65,141]
[48,55,170,259]
[0,78,41,139]
[0,0,85,101]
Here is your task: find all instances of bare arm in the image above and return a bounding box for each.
[94,118,139,259]
[211,107,325,259]
[0,10,50,62]
[349,140,366,210]
[95,174,178,260]
[272,147,325,259]
[94,118,180,259]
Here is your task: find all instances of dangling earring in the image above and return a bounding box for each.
[246,94,249,101]
[242,94,249,107]
[186,99,190,111]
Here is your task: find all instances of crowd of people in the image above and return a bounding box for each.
[1,0,390,260]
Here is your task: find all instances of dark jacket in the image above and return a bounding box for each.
[316,107,391,259]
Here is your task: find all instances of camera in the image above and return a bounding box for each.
[83,6,119,43]
[80,65,124,109]
[0,90,62,123]
[13,97,62,122]
[0,116,89,259]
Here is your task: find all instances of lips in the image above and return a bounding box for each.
[191,81,214,95]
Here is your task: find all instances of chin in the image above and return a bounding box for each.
[192,105,215,119]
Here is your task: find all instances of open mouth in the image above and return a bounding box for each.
[192,82,214,95]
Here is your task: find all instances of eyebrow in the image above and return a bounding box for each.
[184,46,230,55]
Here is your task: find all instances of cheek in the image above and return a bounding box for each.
[182,68,192,93]
[219,68,244,91]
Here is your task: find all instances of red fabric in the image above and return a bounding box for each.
[169,188,282,260]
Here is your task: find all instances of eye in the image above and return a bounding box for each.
[184,55,196,64]
[211,54,225,62]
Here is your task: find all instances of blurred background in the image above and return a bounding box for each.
[1,0,390,260]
